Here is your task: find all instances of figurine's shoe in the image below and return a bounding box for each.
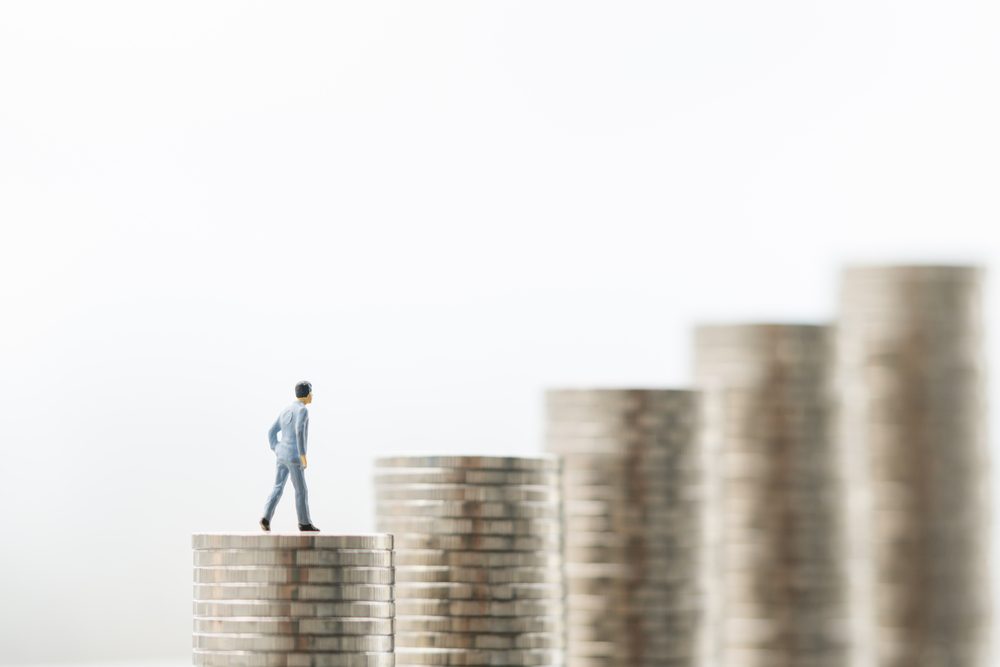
[299,523,320,532]
[259,518,270,532]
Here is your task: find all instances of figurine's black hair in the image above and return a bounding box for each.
[295,381,312,398]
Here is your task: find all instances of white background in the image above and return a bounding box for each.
[1,1,998,664]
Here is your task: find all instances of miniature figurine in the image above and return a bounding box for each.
[260,381,320,532]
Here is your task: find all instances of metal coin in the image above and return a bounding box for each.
[194,567,394,585]
[392,648,560,666]
[375,456,559,472]
[395,632,559,650]
[395,565,560,585]
[374,516,561,536]
[192,650,395,667]
[193,534,393,551]
[388,534,559,552]
[395,550,559,569]
[394,598,562,618]
[193,617,395,636]
[394,615,562,635]
[374,470,559,487]
[374,500,560,520]
[375,485,555,503]
[193,583,393,602]
[193,600,395,618]
[193,633,394,652]
[394,582,562,601]
[194,550,394,568]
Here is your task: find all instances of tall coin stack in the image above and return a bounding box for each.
[693,324,849,667]
[192,534,395,667]
[837,265,992,667]
[544,389,703,667]
[374,455,565,667]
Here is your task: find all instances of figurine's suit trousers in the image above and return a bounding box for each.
[262,458,312,525]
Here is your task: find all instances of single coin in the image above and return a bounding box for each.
[395,582,562,601]
[194,583,393,602]
[374,500,560,520]
[394,615,562,635]
[388,533,559,552]
[375,470,559,487]
[195,567,394,585]
[194,550,394,568]
[193,534,393,551]
[395,550,559,569]
[394,598,562,618]
[375,516,561,537]
[194,617,394,636]
[393,648,560,666]
[192,649,395,667]
[376,456,559,472]
[374,485,556,503]
[395,631,559,651]
[193,600,395,618]
[194,633,393,652]
[395,565,560,585]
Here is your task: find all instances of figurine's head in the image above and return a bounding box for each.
[295,381,313,404]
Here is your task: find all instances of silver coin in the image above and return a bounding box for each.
[392,648,560,666]
[195,567,394,585]
[193,617,395,636]
[375,516,561,536]
[396,565,560,585]
[395,632,559,651]
[195,550,395,568]
[194,633,394,652]
[193,650,395,667]
[375,456,559,472]
[193,600,395,618]
[388,533,559,552]
[374,500,560,520]
[193,534,393,551]
[394,582,562,601]
[374,470,560,487]
[394,598,562,618]
[394,550,559,569]
[394,615,562,634]
[375,485,556,503]
[194,583,393,602]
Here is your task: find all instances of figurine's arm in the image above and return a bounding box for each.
[297,409,309,468]
[267,416,281,452]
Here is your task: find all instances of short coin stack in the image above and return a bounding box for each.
[837,265,992,667]
[694,324,850,667]
[544,389,703,667]
[374,455,565,667]
[192,534,395,667]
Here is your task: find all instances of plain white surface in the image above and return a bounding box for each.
[1,1,998,664]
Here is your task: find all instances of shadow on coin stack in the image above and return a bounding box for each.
[836,266,992,667]
[694,325,850,667]
[192,534,395,667]
[544,389,703,667]
[374,456,565,667]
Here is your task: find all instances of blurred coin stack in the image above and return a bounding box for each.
[374,455,565,667]
[544,389,702,667]
[694,324,849,667]
[192,534,395,667]
[837,265,992,667]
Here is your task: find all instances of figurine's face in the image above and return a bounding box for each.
[303,393,313,405]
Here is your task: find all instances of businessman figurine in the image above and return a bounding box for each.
[260,381,320,532]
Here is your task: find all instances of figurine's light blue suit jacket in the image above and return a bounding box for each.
[268,401,309,462]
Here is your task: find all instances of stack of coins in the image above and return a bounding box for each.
[836,265,992,667]
[693,324,850,667]
[544,389,703,667]
[192,534,395,667]
[374,455,564,667]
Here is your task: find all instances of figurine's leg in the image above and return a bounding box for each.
[287,463,312,526]
[262,460,290,522]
